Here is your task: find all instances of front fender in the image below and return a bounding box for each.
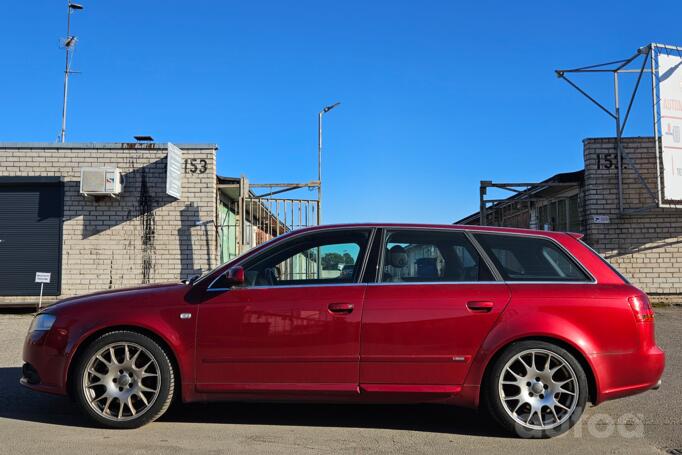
[60,305,196,397]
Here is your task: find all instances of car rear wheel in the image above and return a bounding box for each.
[73,330,175,428]
[485,341,589,438]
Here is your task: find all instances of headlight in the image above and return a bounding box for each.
[29,314,56,332]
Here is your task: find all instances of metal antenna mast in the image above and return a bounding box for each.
[60,1,84,143]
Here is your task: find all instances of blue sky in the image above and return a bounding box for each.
[2,1,681,223]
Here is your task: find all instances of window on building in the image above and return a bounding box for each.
[381,230,494,283]
[474,233,590,282]
[567,195,581,233]
[536,194,581,233]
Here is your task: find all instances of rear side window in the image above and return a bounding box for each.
[474,233,591,282]
[380,230,494,283]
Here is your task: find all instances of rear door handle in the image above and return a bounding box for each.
[328,302,354,314]
[466,301,494,312]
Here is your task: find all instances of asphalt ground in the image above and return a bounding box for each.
[0,308,680,454]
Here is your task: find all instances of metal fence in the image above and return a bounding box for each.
[240,196,319,252]
[216,178,319,263]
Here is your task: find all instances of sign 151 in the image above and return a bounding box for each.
[596,153,627,170]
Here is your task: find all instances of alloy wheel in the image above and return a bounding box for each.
[497,348,579,430]
[82,342,161,421]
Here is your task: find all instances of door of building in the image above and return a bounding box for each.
[0,178,63,296]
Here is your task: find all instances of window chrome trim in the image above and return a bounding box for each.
[495,281,598,285]
[366,281,507,286]
[209,282,368,292]
[208,279,598,291]
[364,280,596,287]
[206,225,598,291]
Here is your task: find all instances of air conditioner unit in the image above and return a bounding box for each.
[80,167,123,196]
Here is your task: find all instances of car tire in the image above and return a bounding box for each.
[484,340,589,438]
[73,330,175,429]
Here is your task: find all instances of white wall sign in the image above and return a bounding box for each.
[35,272,51,283]
[166,143,183,199]
[658,53,682,201]
[592,215,610,224]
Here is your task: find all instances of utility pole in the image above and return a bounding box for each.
[317,102,340,224]
[60,2,84,143]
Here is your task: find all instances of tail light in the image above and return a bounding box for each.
[628,294,654,322]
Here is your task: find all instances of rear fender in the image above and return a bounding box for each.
[462,310,601,408]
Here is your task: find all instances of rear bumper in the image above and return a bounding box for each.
[21,329,69,396]
[592,345,665,404]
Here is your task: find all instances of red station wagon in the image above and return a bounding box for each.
[21,224,665,437]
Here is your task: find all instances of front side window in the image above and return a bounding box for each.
[380,230,493,283]
[474,233,590,282]
[241,229,371,287]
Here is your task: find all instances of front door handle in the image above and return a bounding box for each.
[466,301,494,312]
[328,302,354,314]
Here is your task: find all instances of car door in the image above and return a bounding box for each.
[195,228,373,394]
[359,228,511,391]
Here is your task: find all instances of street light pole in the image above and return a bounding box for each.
[60,2,84,143]
[317,102,340,225]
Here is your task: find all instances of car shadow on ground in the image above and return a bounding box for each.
[0,367,506,437]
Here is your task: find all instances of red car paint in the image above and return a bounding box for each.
[22,223,665,409]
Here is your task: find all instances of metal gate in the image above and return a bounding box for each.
[239,196,318,252]
[217,177,320,261]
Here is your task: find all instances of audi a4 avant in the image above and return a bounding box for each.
[22,224,664,437]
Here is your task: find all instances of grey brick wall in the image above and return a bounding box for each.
[584,137,682,298]
[0,143,217,305]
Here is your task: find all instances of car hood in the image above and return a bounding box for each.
[45,282,188,312]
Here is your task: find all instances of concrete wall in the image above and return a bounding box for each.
[0,143,217,306]
[583,137,682,299]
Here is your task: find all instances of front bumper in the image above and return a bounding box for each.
[21,328,70,396]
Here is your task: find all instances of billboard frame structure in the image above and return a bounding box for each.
[555,42,682,213]
[653,45,682,205]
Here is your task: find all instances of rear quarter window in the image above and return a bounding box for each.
[474,233,591,282]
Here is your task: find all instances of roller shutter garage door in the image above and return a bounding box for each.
[0,178,63,296]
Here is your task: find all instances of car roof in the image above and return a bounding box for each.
[291,223,580,241]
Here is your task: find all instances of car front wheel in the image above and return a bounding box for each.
[485,341,589,438]
[73,330,175,428]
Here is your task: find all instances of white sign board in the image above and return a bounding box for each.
[592,215,610,224]
[35,272,51,284]
[658,54,682,201]
[166,143,183,199]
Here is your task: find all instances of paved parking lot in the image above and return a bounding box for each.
[0,308,680,454]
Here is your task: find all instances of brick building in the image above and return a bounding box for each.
[457,136,682,303]
[0,142,218,307]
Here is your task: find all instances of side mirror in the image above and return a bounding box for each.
[224,266,245,286]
